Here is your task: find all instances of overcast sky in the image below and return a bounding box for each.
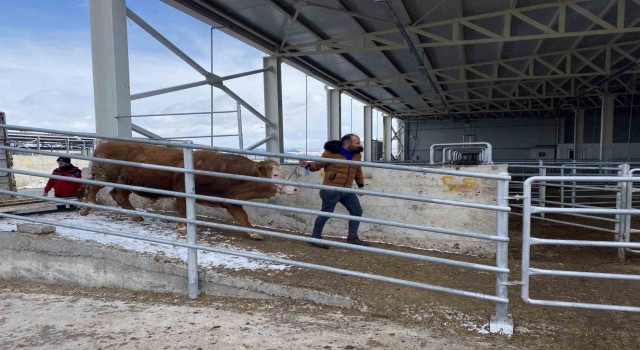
[0,0,386,151]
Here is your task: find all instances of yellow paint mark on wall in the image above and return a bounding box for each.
[441,175,478,192]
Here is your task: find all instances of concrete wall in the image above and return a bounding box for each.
[0,232,354,307]
[13,155,90,187]
[557,143,640,160]
[407,117,640,162]
[406,118,558,162]
[93,164,507,257]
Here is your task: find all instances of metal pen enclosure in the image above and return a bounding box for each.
[0,123,514,334]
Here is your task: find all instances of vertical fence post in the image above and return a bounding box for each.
[521,177,533,305]
[616,164,630,261]
[539,160,546,218]
[183,147,199,299]
[490,173,513,334]
[571,162,577,205]
[624,167,634,255]
[560,166,565,207]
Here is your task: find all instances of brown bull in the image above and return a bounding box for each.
[78,140,298,240]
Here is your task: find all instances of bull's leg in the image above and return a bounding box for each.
[226,205,263,240]
[175,197,187,235]
[110,188,144,222]
[78,185,102,216]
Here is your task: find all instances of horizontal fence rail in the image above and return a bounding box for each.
[0,124,514,333]
[0,211,505,303]
[2,124,511,180]
[521,176,640,312]
[0,145,509,213]
[4,167,507,243]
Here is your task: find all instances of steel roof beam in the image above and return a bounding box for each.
[302,0,390,24]
[337,39,640,86]
[385,0,453,112]
[334,0,437,109]
[280,0,640,57]
[267,0,412,112]
[523,2,636,99]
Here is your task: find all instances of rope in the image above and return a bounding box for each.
[286,165,300,181]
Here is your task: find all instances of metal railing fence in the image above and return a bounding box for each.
[0,124,513,334]
[8,132,96,156]
[521,176,640,312]
[508,161,640,247]
[623,168,640,256]
[429,142,493,165]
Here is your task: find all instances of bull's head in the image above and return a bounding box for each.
[258,160,299,195]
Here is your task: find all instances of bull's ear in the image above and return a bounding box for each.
[257,162,272,177]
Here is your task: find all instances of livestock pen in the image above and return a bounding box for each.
[1,125,640,346]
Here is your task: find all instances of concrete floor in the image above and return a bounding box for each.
[0,280,485,350]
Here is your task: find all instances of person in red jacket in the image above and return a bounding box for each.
[43,157,83,209]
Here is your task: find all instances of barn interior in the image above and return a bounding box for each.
[158,0,640,163]
[2,0,640,344]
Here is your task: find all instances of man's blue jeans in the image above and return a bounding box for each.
[312,189,363,240]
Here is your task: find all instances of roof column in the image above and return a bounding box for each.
[600,94,615,161]
[383,115,393,161]
[574,108,585,160]
[326,89,341,140]
[263,56,284,158]
[397,119,405,161]
[556,116,565,159]
[363,105,373,162]
[90,0,132,137]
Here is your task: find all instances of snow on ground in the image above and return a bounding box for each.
[18,181,47,189]
[0,211,290,271]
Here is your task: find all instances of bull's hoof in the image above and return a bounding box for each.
[78,207,91,216]
[249,233,264,241]
[131,215,144,222]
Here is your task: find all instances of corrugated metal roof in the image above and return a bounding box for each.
[165,0,640,120]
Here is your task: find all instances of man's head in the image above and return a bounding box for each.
[56,157,71,167]
[341,134,363,154]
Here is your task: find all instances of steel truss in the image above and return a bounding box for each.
[281,1,640,57]
[125,8,272,142]
[275,0,640,120]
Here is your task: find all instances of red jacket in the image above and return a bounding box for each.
[44,165,83,197]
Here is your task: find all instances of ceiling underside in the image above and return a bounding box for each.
[167,0,640,121]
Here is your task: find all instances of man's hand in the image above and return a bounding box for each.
[357,187,364,197]
[298,160,310,167]
[42,192,48,197]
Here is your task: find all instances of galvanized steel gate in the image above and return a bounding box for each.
[520,175,640,312]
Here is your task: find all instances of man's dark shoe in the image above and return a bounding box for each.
[346,237,371,246]
[308,241,330,249]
